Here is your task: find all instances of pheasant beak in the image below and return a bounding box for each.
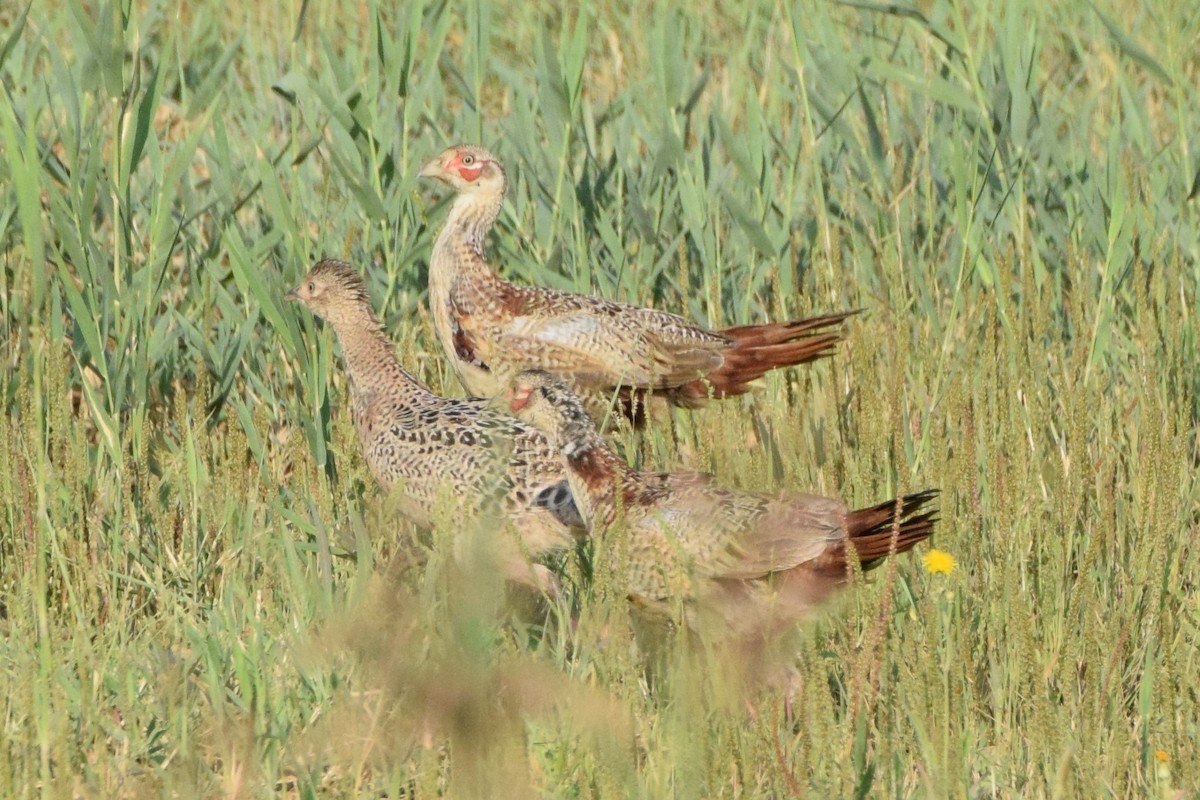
[284,287,300,302]
[418,156,444,179]
[509,387,533,414]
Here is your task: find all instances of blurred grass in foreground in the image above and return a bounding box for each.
[1,0,1198,796]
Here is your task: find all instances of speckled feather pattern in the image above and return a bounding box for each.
[421,144,852,417]
[289,260,581,561]
[510,371,937,629]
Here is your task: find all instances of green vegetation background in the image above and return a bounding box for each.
[0,0,1197,796]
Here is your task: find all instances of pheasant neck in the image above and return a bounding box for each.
[431,191,505,276]
[560,422,644,527]
[326,308,426,400]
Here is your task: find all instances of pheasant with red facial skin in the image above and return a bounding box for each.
[419,144,854,425]
[506,370,939,631]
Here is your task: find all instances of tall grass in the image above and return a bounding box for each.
[1,0,1197,796]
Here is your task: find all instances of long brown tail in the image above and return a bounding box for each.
[809,489,939,576]
[674,311,857,406]
[604,311,856,427]
[723,489,939,627]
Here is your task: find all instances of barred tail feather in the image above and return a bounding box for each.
[677,311,857,405]
[769,490,939,614]
[843,489,940,570]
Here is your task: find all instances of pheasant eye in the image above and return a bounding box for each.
[307,282,315,292]
[461,154,475,166]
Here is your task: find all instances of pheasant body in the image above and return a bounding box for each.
[420,144,853,422]
[508,371,938,629]
[287,260,581,577]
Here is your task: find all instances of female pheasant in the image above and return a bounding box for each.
[419,144,853,425]
[506,370,938,631]
[286,259,582,591]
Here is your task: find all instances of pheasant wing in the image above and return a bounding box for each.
[496,311,725,389]
[692,490,849,580]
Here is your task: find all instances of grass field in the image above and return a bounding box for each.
[2,0,1198,796]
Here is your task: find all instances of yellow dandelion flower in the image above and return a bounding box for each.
[923,548,957,575]
[1154,750,1169,763]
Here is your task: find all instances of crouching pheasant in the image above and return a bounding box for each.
[419,144,854,425]
[286,259,582,592]
[505,370,938,632]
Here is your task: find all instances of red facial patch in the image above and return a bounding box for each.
[509,387,533,413]
[449,151,485,182]
[456,164,484,182]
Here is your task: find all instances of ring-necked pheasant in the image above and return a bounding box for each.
[505,370,938,631]
[419,144,854,425]
[286,259,582,592]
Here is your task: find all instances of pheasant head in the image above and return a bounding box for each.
[286,259,378,330]
[507,371,597,456]
[419,144,507,196]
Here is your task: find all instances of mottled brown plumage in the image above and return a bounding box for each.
[507,370,938,630]
[286,260,582,590]
[419,144,853,424]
